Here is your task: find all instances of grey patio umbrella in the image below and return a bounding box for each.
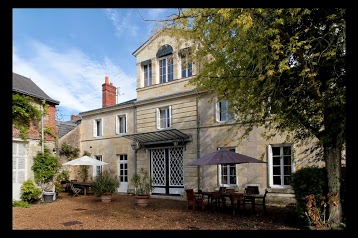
[62,155,108,166]
[189,149,266,166]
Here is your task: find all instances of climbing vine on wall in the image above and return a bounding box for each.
[12,93,42,141]
[59,142,80,160]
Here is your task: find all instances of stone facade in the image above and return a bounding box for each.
[75,33,323,206]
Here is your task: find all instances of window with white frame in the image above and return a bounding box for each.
[181,55,192,78]
[94,155,103,177]
[218,147,237,186]
[159,57,174,83]
[115,114,127,134]
[93,118,103,137]
[268,144,294,188]
[143,63,152,87]
[216,99,235,122]
[156,106,172,129]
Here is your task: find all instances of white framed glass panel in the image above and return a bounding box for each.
[218,147,237,186]
[157,106,172,129]
[181,56,192,78]
[93,118,102,137]
[159,57,173,83]
[116,114,127,134]
[268,144,294,188]
[144,63,152,86]
[93,155,103,178]
[219,100,235,121]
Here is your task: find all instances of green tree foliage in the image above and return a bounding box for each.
[32,147,62,191]
[12,93,42,141]
[158,8,345,227]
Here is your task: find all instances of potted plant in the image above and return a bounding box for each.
[131,168,153,207]
[90,169,120,202]
[31,147,61,203]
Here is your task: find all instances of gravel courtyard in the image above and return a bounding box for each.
[12,192,303,230]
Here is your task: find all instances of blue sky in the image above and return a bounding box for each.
[13,8,178,122]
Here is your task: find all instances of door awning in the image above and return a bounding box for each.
[121,128,191,147]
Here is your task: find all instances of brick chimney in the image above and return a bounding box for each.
[70,114,81,122]
[102,76,117,108]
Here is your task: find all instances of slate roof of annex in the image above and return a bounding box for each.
[12,72,60,105]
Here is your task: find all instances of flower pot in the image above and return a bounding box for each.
[135,195,150,207]
[100,194,112,203]
[43,191,55,203]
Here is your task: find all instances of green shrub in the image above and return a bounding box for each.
[54,169,70,193]
[290,166,327,225]
[13,200,30,208]
[32,147,61,190]
[90,170,120,196]
[59,142,79,160]
[131,168,153,196]
[20,179,42,203]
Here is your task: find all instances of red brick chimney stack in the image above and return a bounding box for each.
[102,76,117,108]
[70,114,81,122]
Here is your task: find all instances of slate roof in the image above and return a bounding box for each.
[12,72,60,105]
[56,121,79,138]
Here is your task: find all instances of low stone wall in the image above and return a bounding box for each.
[266,188,297,207]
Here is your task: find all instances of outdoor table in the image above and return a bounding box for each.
[200,191,214,207]
[72,181,92,196]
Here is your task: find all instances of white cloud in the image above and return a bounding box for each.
[13,39,137,121]
[104,9,140,38]
[145,8,175,19]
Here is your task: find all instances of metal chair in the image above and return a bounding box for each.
[254,189,268,214]
[69,182,83,197]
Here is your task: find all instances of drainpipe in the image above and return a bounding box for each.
[133,101,137,173]
[195,90,200,190]
[41,99,45,153]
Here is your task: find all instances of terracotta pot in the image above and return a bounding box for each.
[135,195,150,207]
[307,225,331,230]
[100,194,112,203]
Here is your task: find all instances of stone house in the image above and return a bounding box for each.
[12,72,60,201]
[70,33,321,206]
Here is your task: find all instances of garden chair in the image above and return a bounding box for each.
[69,182,83,197]
[185,189,204,210]
[254,189,268,214]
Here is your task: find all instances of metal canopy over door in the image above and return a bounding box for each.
[151,147,184,196]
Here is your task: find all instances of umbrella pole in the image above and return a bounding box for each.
[216,164,219,187]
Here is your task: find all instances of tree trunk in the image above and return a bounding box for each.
[324,146,343,228]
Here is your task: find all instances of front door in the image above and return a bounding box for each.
[117,154,128,193]
[151,147,184,195]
